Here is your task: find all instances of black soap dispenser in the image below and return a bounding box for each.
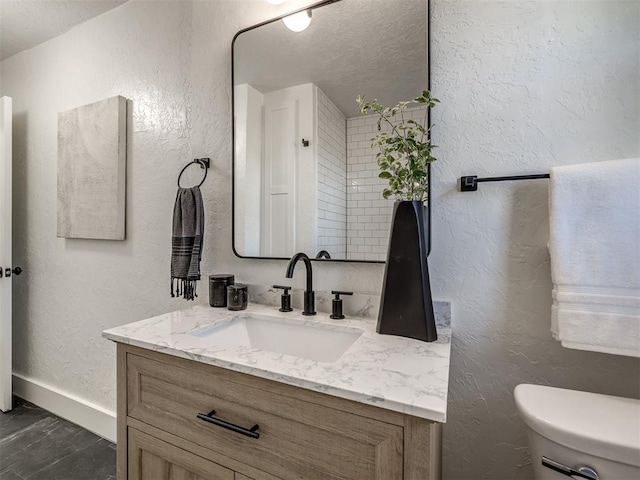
[273,285,293,312]
[330,291,353,319]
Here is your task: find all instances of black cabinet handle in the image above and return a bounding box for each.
[196,410,260,439]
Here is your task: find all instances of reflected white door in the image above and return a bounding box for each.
[0,96,12,412]
[262,100,296,257]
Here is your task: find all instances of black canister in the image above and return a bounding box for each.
[227,284,248,311]
[209,274,234,307]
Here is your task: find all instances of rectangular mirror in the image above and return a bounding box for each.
[232,0,429,262]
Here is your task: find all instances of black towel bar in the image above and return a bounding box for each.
[460,173,550,192]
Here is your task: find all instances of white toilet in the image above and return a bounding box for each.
[515,384,640,479]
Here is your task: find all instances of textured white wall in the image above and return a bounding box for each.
[430,1,640,479]
[1,1,639,479]
[2,0,202,412]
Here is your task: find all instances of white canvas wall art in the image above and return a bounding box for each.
[57,95,127,240]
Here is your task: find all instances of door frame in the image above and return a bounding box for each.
[0,96,12,412]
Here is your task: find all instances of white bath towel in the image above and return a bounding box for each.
[549,158,640,357]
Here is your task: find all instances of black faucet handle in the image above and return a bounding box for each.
[273,285,291,293]
[273,285,293,312]
[330,291,353,319]
[331,290,353,299]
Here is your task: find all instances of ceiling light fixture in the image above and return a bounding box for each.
[282,9,312,32]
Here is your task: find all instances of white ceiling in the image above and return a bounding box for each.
[0,0,129,62]
[234,0,428,118]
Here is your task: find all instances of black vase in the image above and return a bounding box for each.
[377,201,437,342]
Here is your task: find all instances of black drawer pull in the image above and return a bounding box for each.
[196,410,260,439]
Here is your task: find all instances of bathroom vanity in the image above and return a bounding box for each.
[103,304,451,480]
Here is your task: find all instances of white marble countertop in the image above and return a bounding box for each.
[103,303,452,423]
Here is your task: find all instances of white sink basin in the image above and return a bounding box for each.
[188,313,363,363]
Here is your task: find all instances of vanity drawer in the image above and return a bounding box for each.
[127,353,403,480]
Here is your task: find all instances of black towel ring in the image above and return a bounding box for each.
[178,158,210,188]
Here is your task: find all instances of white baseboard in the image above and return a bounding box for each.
[12,374,116,443]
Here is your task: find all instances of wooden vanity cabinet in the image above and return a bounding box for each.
[117,344,442,480]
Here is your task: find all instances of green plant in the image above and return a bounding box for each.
[356,90,439,201]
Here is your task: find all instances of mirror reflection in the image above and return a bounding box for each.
[233,0,428,261]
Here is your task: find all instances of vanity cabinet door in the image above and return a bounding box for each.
[128,428,234,480]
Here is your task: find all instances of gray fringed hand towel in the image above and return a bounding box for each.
[171,186,204,300]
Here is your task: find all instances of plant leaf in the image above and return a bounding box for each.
[356,89,439,200]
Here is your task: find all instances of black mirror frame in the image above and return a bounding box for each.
[231,0,432,263]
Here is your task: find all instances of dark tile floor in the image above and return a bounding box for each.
[0,398,116,480]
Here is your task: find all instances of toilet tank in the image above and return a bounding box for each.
[514,384,640,479]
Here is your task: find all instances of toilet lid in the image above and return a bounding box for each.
[514,384,640,467]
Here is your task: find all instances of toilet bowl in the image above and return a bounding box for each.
[515,384,640,479]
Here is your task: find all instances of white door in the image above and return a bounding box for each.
[261,100,296,257]
[0,96,12,412]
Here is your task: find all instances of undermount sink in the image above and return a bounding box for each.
[187,313,363,363]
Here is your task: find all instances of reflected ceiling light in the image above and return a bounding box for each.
[282,10,312,32]
[265,0,287,4]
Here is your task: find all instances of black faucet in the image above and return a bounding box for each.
[285,252,316,316]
